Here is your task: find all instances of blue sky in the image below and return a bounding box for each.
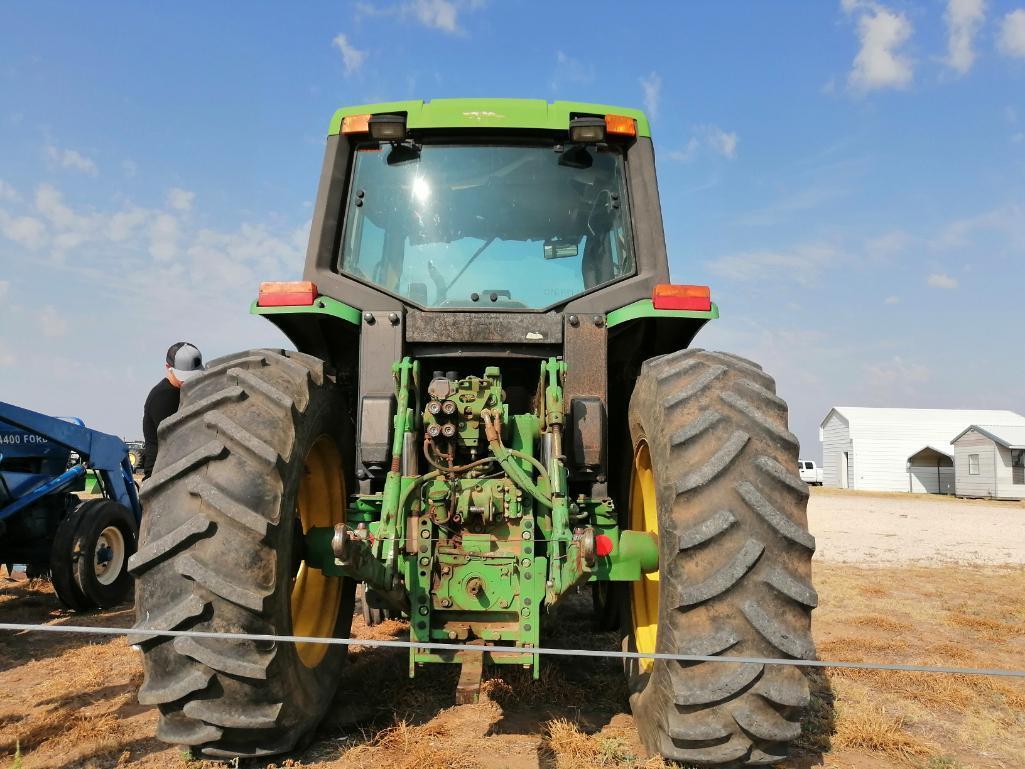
[1,1,1024,458]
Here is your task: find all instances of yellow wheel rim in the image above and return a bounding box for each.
[292,436,345,667]
[629,440,659,672]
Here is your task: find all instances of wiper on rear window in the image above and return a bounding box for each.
[432,237,496,303]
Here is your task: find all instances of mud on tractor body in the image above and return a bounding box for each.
[131,99,816,766]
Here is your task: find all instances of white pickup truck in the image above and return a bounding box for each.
[799,460,823,486]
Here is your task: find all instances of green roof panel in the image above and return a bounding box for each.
[328,98,651,138]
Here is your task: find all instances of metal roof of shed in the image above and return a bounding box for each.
[821,407,1025,430]
[907,445,955,461]
[951,424,1025,449]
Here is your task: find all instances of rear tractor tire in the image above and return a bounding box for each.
[624,349,816,767]
[130,349,356,758]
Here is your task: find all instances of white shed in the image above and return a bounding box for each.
[951,425,1025,500]
[819,407,1025,493]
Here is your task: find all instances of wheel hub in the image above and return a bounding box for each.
[629,440,659,672]
[292,435,345,668]
[94,526,126,586]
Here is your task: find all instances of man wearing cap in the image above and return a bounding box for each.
[141,342,205,479]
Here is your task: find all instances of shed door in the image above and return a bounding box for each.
[841,451,849,489]
[910,464,947,494]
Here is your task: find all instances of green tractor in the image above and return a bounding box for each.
[131,99,816,766]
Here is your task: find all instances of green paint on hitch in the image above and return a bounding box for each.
[329,98,652,138]
[249,295,362,326]
[606,298,719,328]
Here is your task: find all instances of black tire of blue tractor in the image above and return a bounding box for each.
[129,349,356,759]
[625,349,817,767]
[71,498,138,609]
[50,504,94,611]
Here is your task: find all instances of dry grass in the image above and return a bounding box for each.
[539,720,668,769]
[340,720,474,769]
[818,636,910,659]
[829,665,1025,710]
[830,689,935,762]
[1,561,1025,768]
[945,611,1022,642]
[847,613,913,632]
[809,562,1025,769]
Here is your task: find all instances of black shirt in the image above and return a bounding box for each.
[142,377,181,478]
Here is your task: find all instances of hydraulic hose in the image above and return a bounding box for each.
[482,410,553,510]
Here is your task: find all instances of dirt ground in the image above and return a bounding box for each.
[0,489,1022,769]
[807,488,1025,565]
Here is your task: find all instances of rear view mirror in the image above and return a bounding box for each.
[544,239,579,259]
[558,145,593,169]
[387,142,421,166]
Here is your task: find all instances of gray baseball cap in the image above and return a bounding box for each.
[166,342,205,381]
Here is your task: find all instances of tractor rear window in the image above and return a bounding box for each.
[336,143,636,308]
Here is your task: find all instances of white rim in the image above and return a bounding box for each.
[94,526,126,586]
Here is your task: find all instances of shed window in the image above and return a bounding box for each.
[968,454,980,475]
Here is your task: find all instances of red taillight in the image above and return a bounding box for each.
[594,534,614,557]
[653,284,712,311]
[258,281,318,307]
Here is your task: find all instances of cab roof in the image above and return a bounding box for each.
[328,98,652,138]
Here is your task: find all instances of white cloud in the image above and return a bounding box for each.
[0,280,8,300]
[639,72,661,118]
[358,0,480,35]
[927,272,958,289]
[39,305,67,338]
[707,243,840,285]
[167,187,195,212]
[864,356,931,388]
[0,179,17,202]
[45,145,98,175]
[865,229,913,260]
[35,184,98,254]
[707,126,738,159]
[410,0,459,33]
[932,203,1025,251]
[149,213,180,262]
[884,295,901,304]
[844,1,914,91]
[668,137,700,162]
[944,0,986,74]
[998,9,1025,58]
[108,208,148,242]
[0,210,47,250]
[332,33,367,74]
[669,125,739,162]
[0,182,302,437]
[551,51,593,92]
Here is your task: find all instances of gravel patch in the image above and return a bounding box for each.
[807,488,1025,565]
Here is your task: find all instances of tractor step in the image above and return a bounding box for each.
[455,651,484,705]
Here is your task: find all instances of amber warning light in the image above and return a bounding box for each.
[258,281,318,307]
[604,114,637,137]
[652,284,712,312]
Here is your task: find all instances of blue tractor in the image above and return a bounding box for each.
[0,401,141,609]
